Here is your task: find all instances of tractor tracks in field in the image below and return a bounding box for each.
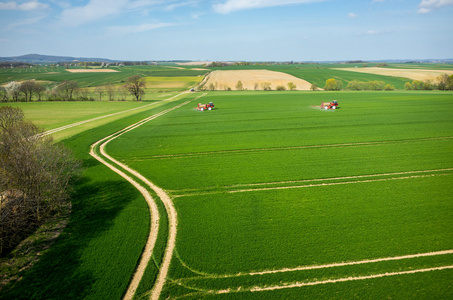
[171,250,453,297]
[89,92,206,300]
[139,136,453,161]
[171,168,453,198]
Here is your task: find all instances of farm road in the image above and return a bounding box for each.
[90,92,207,300]
[41,91,189,137]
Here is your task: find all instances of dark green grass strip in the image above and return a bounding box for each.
[0,97,193,300]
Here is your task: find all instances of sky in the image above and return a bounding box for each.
[0,0,452,61]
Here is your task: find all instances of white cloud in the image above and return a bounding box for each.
[164,0,197,11]
[0,1,48,10]
[348,12,358,18]
[59,0,166,26]
[8,15,45,28]
[60,0,127,26]
[418,0,453,13]
[213,0,324,14]
[357,29,393,36]
[107,22,175,35]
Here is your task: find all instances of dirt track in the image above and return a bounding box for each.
[89,92,206,300]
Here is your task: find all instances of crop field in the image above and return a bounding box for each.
[206,63,453,90]
[144,76,203,91]
[204,70,312,90]
[0,65,208,87]
[2,63,452,300]
[105,90,453,299]
[335,67,453,83]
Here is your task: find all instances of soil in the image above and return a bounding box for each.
[336,67,453,83]
[204,70,313,90]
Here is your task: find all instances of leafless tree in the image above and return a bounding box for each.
[0,106,80,255]
[105,83,115,101]
[19,80,37,102]
[0,87,7,102]
[95,86,105,101]
[56,80,79,100]
[124,75,145,101]
[5,82,21,102]
[34,83,45,101]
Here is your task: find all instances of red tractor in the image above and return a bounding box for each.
[196,102,214,111]
[321,100,338,110]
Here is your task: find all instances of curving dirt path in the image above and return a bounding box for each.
[90,92,206,300]
[42,92,187,137]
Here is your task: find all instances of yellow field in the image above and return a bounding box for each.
[144,76,202,89]
[336,67,453,83]
[65,69,119,73]
[205,70,313,90]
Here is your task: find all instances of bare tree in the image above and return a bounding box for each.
[105,83,115,101]
[124,75,145,101]
[0,106,80,256]
[261,82,272,91]
[310,83,318,91]
[95,86,105,101]
[57,80,79,100]
[19,81,35,102]
[34,83,45,101]
[236,80,243,90]
[5,82,21,102]
[119,85,129,101]
[0,86,7,102]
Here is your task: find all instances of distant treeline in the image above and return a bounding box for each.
[321,74,453,91]
[0,76,147,102]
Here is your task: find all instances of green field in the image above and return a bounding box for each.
[1,63,452,300]
[0,65,208,87]
[105,90,453,298]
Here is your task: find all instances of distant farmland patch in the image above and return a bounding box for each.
[204,70,313,90]
[336,67,453,83]
[65,69,120,73]
[144,76,202,90]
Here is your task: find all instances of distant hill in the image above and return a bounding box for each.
[0,54,119,64]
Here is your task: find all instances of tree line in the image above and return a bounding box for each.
[0,106,80,256]
[0,75,146,102]
[321,73,453,91]
[404,74,453,90]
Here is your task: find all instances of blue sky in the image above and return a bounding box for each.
[0,0,452,61]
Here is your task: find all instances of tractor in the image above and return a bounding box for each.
[321,100,338,110]
[196,102,214,111]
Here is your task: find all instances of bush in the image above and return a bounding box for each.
[324,78,342,91]
[384,84,395,91]
[276,85,286,91]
